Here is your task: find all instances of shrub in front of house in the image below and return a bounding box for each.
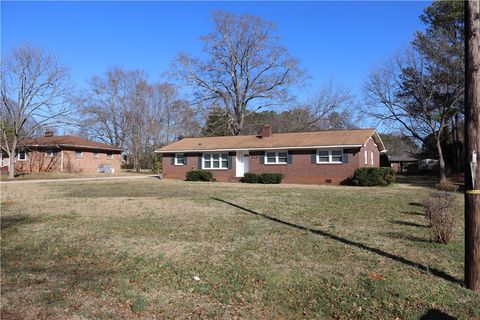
[242,173,260,183]
[421,191,458,244]
[352,167,395,186]
[185,170,213,182]
[259,173,284,184]
[241,173,284,184]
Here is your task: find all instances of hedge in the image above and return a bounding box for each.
[241,173,284,184]
[242,173,260,183]
[352,167,395,186]
[185,170,213,182]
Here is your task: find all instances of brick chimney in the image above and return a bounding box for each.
[260,125,272,138]
[44,130,54,137]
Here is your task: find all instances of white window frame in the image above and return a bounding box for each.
[174,153,185,165]
[202,153,228,170]
[364,150,368,165]
[264,151,288,165]
[371,151,374,165]
[17,150,28,161]
[316,149,343,164]
[93,150,99,159]
[46,148,58,158]
[107,152,113,160]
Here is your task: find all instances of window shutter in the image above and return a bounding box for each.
[342,149,349,164]
[171,154,175,165]
[311,150,316,164]
[287,151,293,164]
[259,152,265,164]
[228,154,233,169]
[184,153,188,165]
[198,153,202,169]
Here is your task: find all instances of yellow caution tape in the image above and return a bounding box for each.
[466,190,480,195]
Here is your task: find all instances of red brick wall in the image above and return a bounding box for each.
[359,138,380,168]
[162,152,238,182]
[162,140,383,185]
[248,149,360,184]
[15,147,122,174]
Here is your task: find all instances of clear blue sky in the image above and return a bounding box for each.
[2,1,430,107]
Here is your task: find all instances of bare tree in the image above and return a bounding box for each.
[363,48,462,182]
[79,68,144,148]
[1,43,72,179]
[300,81,356,130]
[80,68,200,171]
[171,10,303,135]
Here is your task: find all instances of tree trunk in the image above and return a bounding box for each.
[7,137,17,179]
[436,137,447,183]
[465,0,480,292]
[8,152,15,179]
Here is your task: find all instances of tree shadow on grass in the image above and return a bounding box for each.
[409,202,423,207]
[212,197,463,286]
[1,215,39,231]
[402,210,425,217]
[390,220,430,228]
[383,231,431,243]
[420,309,456,320]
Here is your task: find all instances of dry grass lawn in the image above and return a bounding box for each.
[1,178,479,319]
[0,170,153,181]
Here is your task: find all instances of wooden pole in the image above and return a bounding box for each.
[465,0,480,291]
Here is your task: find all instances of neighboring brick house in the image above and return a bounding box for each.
[4,132,123,174]
[155,126,387,185]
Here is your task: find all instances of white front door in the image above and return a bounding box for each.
[236,151,249,177]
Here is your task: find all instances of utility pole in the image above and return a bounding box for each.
[465,0,480,291]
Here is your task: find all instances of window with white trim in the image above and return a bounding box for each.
[371,151,374,165]
[174,153,185,165]
[107,152,113,160]
[75,150,82,158]
[265,151,288,164]
[364,150,368,165]
[93,150,99,158]
[203,153,228,169]
[17,150,28,161]
[46,148,58,158]
[317,150,343,163]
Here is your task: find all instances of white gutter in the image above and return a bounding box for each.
[155,144,363,153]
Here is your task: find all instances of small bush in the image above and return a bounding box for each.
[185,170,213,182]
[421,191,458,244]
[241,173,284,184]
[242,173,260,183]
[259,173,284,184]
[352,167,396,186]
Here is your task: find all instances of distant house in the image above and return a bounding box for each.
[155,126,387,185]
[388,155,419,173]
[2,131,123,174]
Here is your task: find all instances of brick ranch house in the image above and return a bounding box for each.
[155,126,387,184]
[1,132,123,174]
